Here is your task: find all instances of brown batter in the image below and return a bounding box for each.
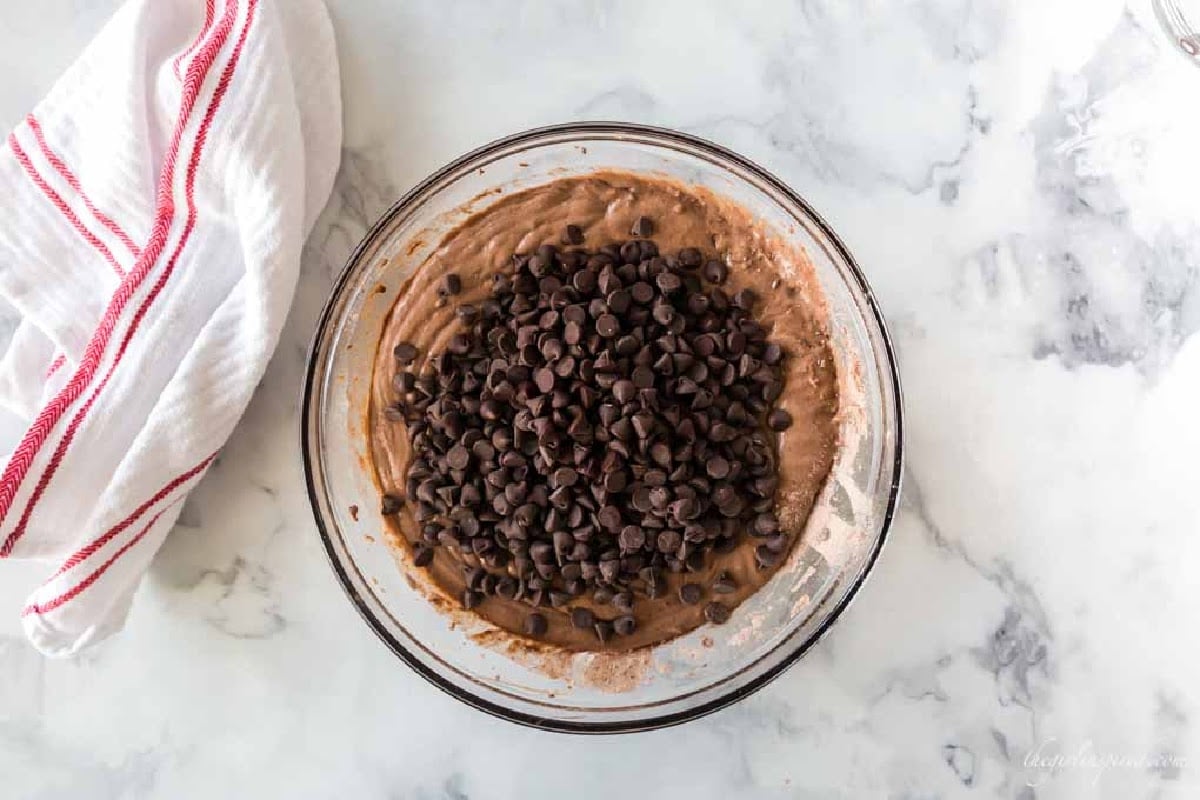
[369,171,839,651]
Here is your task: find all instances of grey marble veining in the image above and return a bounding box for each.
[0,1,1198,797]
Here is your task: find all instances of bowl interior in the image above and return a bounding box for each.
[302,124,901,732]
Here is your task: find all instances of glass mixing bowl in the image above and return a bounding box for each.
[301,123,903,733]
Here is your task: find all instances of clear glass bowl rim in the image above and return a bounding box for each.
[300,121,905,733]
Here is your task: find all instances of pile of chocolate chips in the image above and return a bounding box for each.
[383,217,794,643]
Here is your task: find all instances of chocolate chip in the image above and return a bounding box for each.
[571,607,596,629]
[603,470,627,492]
[607,289,632,314]
[767,408,793,431]
[631,216,654,237]
[572,269,596,294]
[412,543,434,567]
[644,470,667,488]
[619,525,645,551]
[613,379,637,404]
[656,271,682,294]
[530,367,554,394]
[462,589,483,610]
[563,224,585,245]
[702,259,727,284]
[524,612,548,637]
[679,583,703,605]
[706,457,731,479]
[553,529,574,552]
[762,342,784,365]
[755,544,781,567]
[598,505,622,531]
[631,411,655,439]
[752,512,779,537]
[631,366,655,389]
[440,273,462,296]
[596,314,620,338]
[613,615,637,636]
[380,493,403,515]
[630,281,654,304]
[552,466,578,487]
[678,247,703,269]
[446,444,470,470]
[530,541,554,563]
[393,371,416,395]
[703,601,730,624]
[393,342,418,364]
[669,498,699,522]
[649,443,671,467]
[594,619,614,643]
[733,288,757,310]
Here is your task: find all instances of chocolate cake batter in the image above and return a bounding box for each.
[369,172,839,651]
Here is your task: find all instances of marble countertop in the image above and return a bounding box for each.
[2,1,1199,797]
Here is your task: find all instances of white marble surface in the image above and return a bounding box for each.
[2,0,1199,797]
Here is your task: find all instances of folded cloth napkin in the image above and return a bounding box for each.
[0,0,341,655]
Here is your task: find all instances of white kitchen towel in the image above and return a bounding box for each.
[0,0,341,655]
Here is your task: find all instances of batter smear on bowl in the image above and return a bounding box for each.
[369,172,838,652]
